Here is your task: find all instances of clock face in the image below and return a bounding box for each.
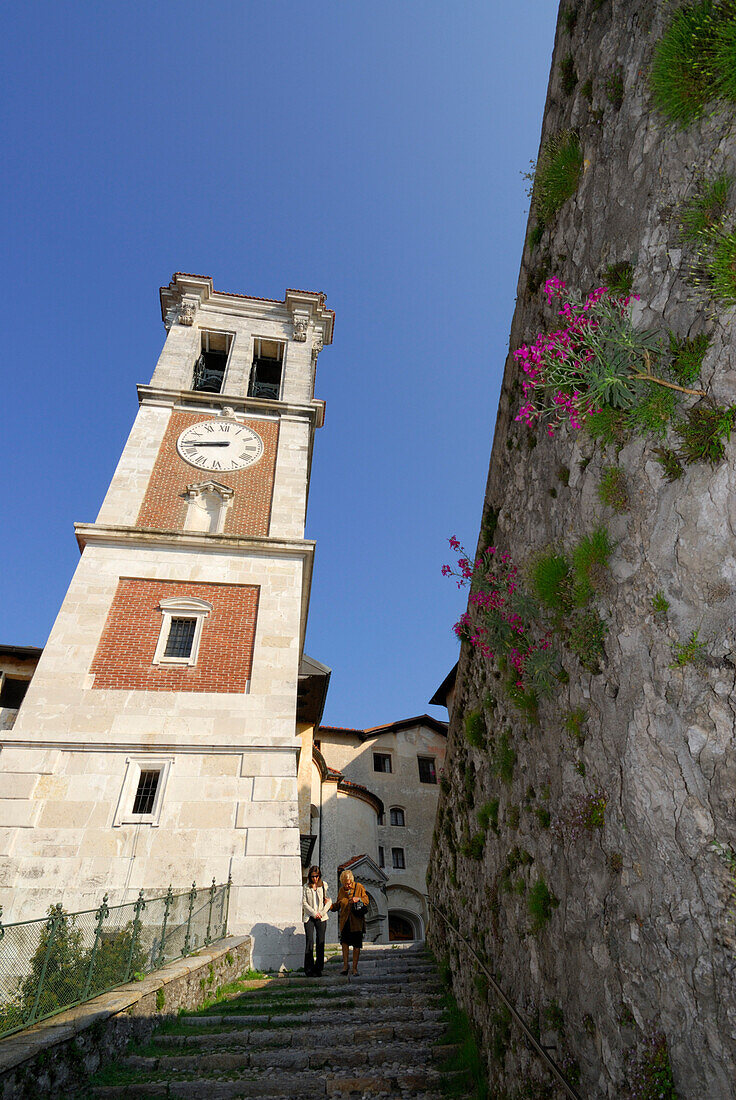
[176,420,264,472]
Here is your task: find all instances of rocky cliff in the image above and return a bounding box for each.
[427,2,736,1097]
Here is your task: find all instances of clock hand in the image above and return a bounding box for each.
[186,441,230,447]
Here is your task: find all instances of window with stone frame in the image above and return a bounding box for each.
[153,597,212,667]
[373,752,392,773]
[391,847,406,870]
[389,807,406,827]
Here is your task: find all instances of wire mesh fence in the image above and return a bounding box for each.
[0,878,231,1039]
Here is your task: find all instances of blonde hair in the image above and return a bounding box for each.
[340,869,355,887]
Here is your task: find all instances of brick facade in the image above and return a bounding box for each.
[90,578,259,692]
[136,412,279,536]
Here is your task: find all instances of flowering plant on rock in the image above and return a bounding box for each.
[515,278,705,436]
[444,538,560,718]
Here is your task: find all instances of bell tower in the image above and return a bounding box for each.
[0,273,333,968]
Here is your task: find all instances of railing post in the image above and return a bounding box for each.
[225,873,232,937]
[28,904,64,1025]
[205,878,217,945]
[125,890,146,982]
[155,885,173,968]
[183,882,197,955]
[82,893,109,1000]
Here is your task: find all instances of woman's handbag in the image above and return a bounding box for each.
[352,898,367,915]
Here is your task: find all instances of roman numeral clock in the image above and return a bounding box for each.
[177,420,264,472]
[0,274,333,971]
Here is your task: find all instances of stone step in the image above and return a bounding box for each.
[178,1004,443,1028]
[154,1018,446,1050]
[90,1065,461,1099]
[119,1039,450,1074]
[193,991,442,1015]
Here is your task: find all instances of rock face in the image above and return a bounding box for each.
[427,3,736,1097]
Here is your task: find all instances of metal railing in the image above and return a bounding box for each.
[0,879,231,1039]
[425,895,582,1100]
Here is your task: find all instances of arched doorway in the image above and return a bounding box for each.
[388,910,423,941]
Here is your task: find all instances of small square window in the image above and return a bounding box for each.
[163,618,196,659]
[132,770,161,815]
[390,807,405,827]
[392,847,406,870]
[373,753,392,773]
[418,756,437,784]
[113,757,173,827]
[153,597,212,667]
[378,846,385,868]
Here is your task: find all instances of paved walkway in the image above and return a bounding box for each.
[84,943,469,1099]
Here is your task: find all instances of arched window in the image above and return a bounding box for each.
[389,807,405,827]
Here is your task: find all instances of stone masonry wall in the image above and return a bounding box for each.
[428,3,736,1098]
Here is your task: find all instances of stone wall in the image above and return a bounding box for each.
[0,934,251,1100]
[428,3,736,1097]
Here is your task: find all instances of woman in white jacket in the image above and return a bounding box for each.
[302,865,331,976]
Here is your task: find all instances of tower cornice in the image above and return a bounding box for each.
[136,385,326,428]
[74,524,316,657]
[159,273,335,345]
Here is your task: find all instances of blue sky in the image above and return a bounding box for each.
[0,1,558,727]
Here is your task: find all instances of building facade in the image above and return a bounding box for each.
[0,274,333,968]
[298,715,447,942]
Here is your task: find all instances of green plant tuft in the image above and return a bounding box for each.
[562,6,578,34]
[156,988,165,1012]
[705,227,736,303]
[597,466,630,513]
[586,405,629,447]
[626,384,677,439]
[652,591,670,617]
[534,130,583,222]
[567,608,607,672]
[530,551,571,610]
[462,832,486,861]
[668,331,710,387]
[654,446,684,482]
[649,1,735,126]
[535,806,551,829]
[572,526,613,605]
[580,77,593,101]
[560,54,577,96]
[605,68,625,109]
[491,732,516,786]
[527,877,559,932]
[680,174,732,241]
[464,709,486,749]
[603,260,634,295]
[528,222,545,251]
[564,707,587,745]
[478,799,500,835]
[714,12,736,100]
[506,803,520,829]
[677,403,736,465]
[671,628,708,668]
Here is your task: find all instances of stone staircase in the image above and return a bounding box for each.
[84,943,471,1099]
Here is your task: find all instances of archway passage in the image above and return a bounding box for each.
[388,912,420,941]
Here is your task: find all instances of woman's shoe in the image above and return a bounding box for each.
[340,968,349,975]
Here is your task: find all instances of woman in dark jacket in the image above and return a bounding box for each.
[332,868,369,976]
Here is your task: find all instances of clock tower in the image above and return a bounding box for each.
[0,274,333,968]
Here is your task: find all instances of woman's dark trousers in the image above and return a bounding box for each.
[304,917,326,975]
